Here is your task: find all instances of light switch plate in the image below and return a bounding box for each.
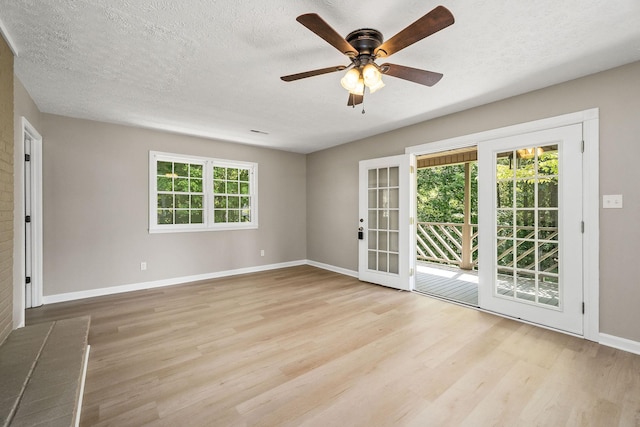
[603,194,623,209]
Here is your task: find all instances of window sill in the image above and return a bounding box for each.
[149,224,258,234]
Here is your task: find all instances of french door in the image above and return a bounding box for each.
[478,124,583,334]
[358,155,413,290]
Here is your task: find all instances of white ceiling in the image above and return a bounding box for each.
[1,1,640,154]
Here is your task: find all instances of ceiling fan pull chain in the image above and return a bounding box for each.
[362,91,366,114]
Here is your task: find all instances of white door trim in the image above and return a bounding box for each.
[15,117,43,321]
[405,109,599,341]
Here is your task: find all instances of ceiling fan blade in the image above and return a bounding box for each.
[297,14,357,57]
[375,6,454,58]
[347,93,363,106]
[381,63,443,86]
[281,65,347,82]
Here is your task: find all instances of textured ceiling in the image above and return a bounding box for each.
[1,0,640,153]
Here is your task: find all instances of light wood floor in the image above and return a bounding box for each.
[26,266,640,426]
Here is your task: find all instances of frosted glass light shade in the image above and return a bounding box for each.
[340,68,361,92]
[367,79,385,93]
[353,78,365,95]
[362,63,382,87]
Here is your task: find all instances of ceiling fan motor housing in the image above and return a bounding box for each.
[345,28,384,61]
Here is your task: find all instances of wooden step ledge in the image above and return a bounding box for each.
[0,317,90,427]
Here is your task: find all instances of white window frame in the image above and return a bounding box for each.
[149,151,258,233]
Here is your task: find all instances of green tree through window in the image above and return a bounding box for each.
[156,160,204,225]
[417,163,478,224]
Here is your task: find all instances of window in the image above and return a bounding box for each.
[149,151,257,232]
[156,158,205,226]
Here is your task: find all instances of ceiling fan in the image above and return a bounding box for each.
[280,5,455,108]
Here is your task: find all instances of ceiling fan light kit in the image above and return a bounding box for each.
[340,68,362,93]
[281,5,455,109]
[362,64,384,92]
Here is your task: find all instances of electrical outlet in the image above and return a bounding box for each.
[603,194,623,209]
[260,250,265,257]
[140,261,147,271]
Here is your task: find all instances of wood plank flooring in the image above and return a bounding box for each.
[26,266,640,426]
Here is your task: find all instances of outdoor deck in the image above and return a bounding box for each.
[415,262,560,308]
[415,263,479,306]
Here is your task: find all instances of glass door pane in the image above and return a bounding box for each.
[367,166,400,274]
[494,145,560,308]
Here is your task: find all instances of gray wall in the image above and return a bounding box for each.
[41,114,307,295]
[307,60,640,343]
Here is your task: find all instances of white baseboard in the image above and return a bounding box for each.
[42,259,358,304]
[599,333,640,356]
[42,260,307,304]
[306,260,358,278]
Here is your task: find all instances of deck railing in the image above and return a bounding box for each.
[417,222,478,269]
[496,226,559,273]
[416,222,559,272]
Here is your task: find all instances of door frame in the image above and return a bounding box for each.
[15,117,43,325]
[405,109,599,341]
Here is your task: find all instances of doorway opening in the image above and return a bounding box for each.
[414,147,479,305]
